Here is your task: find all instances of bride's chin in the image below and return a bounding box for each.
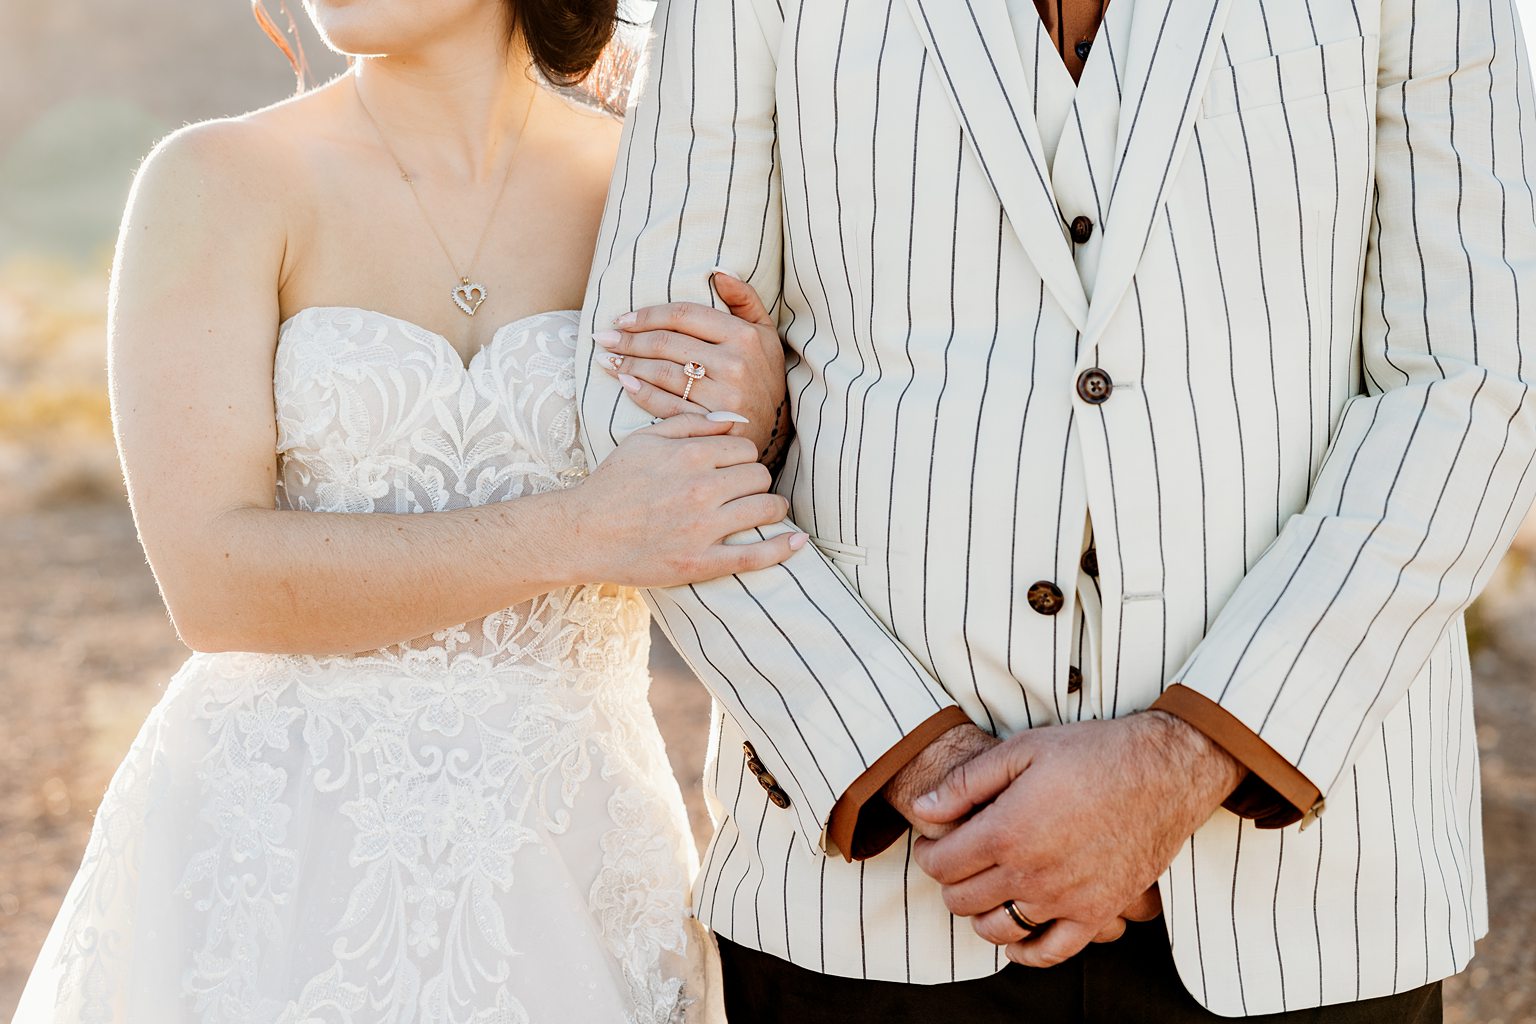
[303,3,423,58]
[304,0,495,59]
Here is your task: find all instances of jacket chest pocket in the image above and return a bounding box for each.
[1202,33,1379,120]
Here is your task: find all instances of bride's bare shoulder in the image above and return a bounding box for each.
[129,79,349,224]
[131,80,351,204]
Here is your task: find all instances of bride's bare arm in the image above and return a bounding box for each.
[111,124,801,656]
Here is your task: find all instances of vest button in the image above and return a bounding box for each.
[1080,546,1099,578]
[1074,39,1094,62]
[1067,666,1084,694]
[1069,215,1095,244]
[1027,580,1065,616]
[1076,368,1114,404]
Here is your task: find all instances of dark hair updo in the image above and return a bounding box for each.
[514,0,622,87]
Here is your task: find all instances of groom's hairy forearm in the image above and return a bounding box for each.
[881,723,1002,838]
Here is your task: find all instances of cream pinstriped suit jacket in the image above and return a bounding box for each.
[576,0,1536,1014]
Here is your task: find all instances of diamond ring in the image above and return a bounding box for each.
[681,362,706,402]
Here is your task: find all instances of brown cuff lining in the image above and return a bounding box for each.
[1153,684,1322,830]
[826,706,972,862]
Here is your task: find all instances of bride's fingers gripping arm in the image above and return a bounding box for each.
[112,124,797,657]
[594,271,790,457]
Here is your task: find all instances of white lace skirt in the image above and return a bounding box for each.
[13,645,723,1024]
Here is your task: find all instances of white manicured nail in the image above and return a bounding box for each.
[706,410,750,424]
[711,266,739,280]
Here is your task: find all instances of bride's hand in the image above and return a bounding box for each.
[571,412,807,588]
[594,270,787,457]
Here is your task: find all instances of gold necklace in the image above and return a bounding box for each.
[354,75,535,317]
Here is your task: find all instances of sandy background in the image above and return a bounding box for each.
[1,3,1533,1021]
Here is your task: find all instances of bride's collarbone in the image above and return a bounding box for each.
[277,213,591,360]
[276,188,601,359]
[269,103,610,360]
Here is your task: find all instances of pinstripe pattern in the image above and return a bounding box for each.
[576,0,1536,1013]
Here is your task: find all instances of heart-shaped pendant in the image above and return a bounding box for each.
[452,279,487,317]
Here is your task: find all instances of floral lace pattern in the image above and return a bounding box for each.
[17,309,710,1024]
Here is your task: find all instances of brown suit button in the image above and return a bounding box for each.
[1076,368,1113,404]
[1080,546,1099,578]
[1069,215,1094,244]
[743,741,758,760]
[766,787,792,809]
[1067,666,1084,694]
[1027,580,1065,615]
[754,767,780,792]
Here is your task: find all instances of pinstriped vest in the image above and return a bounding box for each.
[1006,0,1128,711]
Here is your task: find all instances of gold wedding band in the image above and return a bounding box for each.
[1003,900,1042,935]
[681,361,706,402]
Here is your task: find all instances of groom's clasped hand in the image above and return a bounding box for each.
[897,714,1245,969]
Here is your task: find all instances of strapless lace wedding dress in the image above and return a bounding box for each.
[14,308,720,1024]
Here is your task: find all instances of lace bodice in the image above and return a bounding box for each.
[274,306,613,671]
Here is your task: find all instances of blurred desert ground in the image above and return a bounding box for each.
[1,2,1534,1021]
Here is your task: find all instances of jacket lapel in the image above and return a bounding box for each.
[1082,0,1237,346]
[903,0,1089,330]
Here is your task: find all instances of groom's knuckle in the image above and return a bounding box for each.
[929,859,962,886]
[972,917,1004,944]
[1017,864,1052,897]
[1034,947,1069,968]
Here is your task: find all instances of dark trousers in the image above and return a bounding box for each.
[717,921,1442,1024]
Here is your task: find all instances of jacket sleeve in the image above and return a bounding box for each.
[576,0,960,856]
[1174,0,1536,804]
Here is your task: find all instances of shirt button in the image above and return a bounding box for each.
[1080,546,1099,578]
[1069,215,1095,244]
[1076,367,1114,404]
[1027,580,1065,615]
[1067,666,1084,694]
[1074,39,1094,62]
